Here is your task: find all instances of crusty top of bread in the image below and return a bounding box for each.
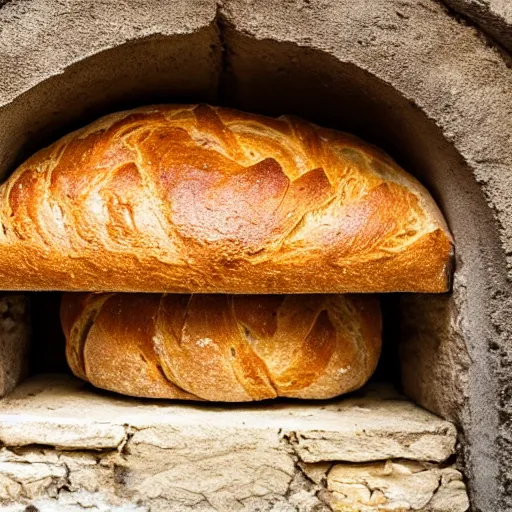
[0,104,453,293]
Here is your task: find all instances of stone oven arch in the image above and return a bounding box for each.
[0,1,511,510]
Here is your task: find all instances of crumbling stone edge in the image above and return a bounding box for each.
[0,423,470,511]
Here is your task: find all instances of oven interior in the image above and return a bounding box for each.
[0,28,481,511]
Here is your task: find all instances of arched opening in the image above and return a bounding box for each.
[0,22,506,511]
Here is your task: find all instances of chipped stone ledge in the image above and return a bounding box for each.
[0,375,469,511]
[303,460,469,512]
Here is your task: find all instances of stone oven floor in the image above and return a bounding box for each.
[0,375,469,511]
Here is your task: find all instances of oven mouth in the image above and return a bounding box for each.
[0,73,470,512]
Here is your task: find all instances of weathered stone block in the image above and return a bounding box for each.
[0,375,465,511]
[326,460,469,511]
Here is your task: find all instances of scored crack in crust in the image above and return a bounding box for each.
[61,293,382,402]
[0,104,452,293]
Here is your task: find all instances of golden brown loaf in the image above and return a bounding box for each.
[61,292,381,401]
[0,105,452,293]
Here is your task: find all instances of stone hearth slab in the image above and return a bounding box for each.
[0,375,465,511]
[0,375,457,464]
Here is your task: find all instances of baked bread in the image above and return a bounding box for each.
[0,104,452,293]
[61,292,381,401]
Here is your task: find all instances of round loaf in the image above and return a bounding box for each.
[0,104,452,293]
[61,293,382,401]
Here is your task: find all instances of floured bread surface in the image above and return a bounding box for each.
[0,105,453,293]
[61,293,381,401]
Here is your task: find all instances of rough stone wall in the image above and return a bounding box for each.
[0,447,469,512]
[0,0,218,104]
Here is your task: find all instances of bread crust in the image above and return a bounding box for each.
[0,105,453,293]
[61,292,382,401]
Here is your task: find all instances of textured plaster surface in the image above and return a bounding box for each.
[0,376,467,511]
[443,0,512,52]
[0,0,511,510]
[0,0,218,105]
[398,292,470,424]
